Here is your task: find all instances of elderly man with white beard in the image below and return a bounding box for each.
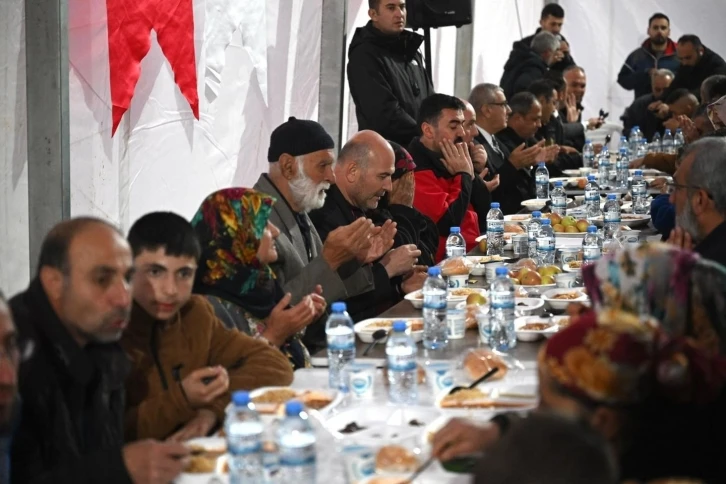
[255,117,396,352]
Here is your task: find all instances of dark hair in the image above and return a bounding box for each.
[368,0,380,9]
[528,79,557,101]
[678,34,703,49]
[648,12,670,26]
[474,412,617,484]
[127,212,201,260]
[546,71,567,93]
[508,92,539,117]
[0,290,5,303]
[704,75,726,104]
[665,88,695,105]
[38,217,121,276]
[417,94,466,129]
[541,3,564,19]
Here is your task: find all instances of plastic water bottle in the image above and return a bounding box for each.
[489,267,516,351]
[674,128,685,151]
[227,391,264,484]
[619,135,629,154]
[422,267,448,350]
[445,227,466,258]
[598,145,611,187]
[527,211,543,258]
[326,302,355,390]
[535,162,549,199]
[582,226,602,264]
[631,170,648,215]
[551,181,567,216]
[629,127,641,155]
[486,203,504,256]
[584,175,601,220]
[582,139,595,168]
[616,147,629,190]
[536,219,555,265]
[650,132,661,153]
[603,194,621,240]
[277,401,316,484]
[662,129,675,154]
[638,138,648,158]
[385,321,418,404]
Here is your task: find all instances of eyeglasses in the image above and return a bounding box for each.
[486,102,509,107]
[666,181,713,199]
[0,339,33,366]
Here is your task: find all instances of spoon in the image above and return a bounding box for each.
[404,455,435,483]
[448,367,499,395]
[362,329,388,356]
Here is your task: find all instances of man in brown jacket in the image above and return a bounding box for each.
[122,212,294,442]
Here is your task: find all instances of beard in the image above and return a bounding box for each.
[652,34,666,46]
[676,199,701,242]
[289,163,330,213]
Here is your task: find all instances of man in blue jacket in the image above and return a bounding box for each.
[618,13,680,100]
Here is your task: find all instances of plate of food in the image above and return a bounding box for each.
[176,437,228,483]
[354,318,424,343]
[514,316,569,341]
[541,288,589,311]
[503,214,533,222]
[590,214,650,228]
[436,387,536,411]
[405,287,487,309]
[514,297,545,315]
[343,442,426,484]
[562,260,584,272]
[247,387,340,418]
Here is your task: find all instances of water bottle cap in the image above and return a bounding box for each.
[619,147,627,152]
[331,302,347,313]
[587,225,597,233]
[541,219,551,225]
[676,128,682,133]
[633,126,639,130]
[232,391,251,406]
[538,162,545,167]
[392,321,407,332]
[554,181,563,187]
[427,267,441,276]
[585,139,592,144]
[450,227,460,233]
[634,170,643,176]
[491,202,500,209]
[587,175,596,181]
[665,128,672,134]
[495,267,508,276]
[532,211,542,217]
[285,400,304,416]
[620,135,627,140]
[607,194,617,200]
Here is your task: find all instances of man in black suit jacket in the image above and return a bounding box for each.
[468,84,544,215]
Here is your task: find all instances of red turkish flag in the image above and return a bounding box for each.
[106,0,200,135]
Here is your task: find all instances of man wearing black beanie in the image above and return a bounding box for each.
[254,117,396,351]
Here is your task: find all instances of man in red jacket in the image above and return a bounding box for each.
[408,94,479,261]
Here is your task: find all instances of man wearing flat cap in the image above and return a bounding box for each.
[254,117,395,351]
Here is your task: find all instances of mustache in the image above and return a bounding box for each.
[105,309,130,324]
[454,136,464,144]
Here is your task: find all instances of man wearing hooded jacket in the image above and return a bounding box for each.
[347,0,435,147]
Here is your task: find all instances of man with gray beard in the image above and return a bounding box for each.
[255,118,395,350]
[667,136,726,266]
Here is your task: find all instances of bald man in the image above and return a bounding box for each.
[309,130,425,321]
[10,217,189,483]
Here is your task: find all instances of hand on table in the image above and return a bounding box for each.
[123,440,189,484]
[432,418,501,462]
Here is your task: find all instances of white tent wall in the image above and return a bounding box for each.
[560,0,726,124]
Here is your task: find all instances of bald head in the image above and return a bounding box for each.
[336,130,395,210]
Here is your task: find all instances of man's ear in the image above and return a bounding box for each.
[345,161,359,183]
[39,266,65,304]
[421,122,435,140]
[278,153,297,180]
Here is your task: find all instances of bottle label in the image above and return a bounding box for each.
[583,246,601,262]
[585,189,599,201]
[552,196,566,208]
[327,339,354,351]
[388,356,416,372]
[604,212,620,224]
[490,292,514,310]
[537,236,555,251]
[487,220,504,233]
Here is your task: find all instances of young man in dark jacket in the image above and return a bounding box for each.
[511,3,575,74]
[347,0,435,147]
[617,13,680,100]
[9,217,189,484]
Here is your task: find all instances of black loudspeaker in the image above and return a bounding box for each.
[406,0,473,29]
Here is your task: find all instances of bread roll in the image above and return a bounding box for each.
[504,223,525,234]
[375,445,419,473]
[440,257,471,276]
[463,348,508,381]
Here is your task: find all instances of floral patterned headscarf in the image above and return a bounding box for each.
[542,310,726,406]
[191,188,283,319]
[582,242,726,356]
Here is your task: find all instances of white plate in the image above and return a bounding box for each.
[354,318,423,343]
[521,198,548,210]
[175,437,228,483]
[503,214,533,222]
[405,288,487,309]
[562,261,584,273]
[554,231,587,239]
[325,405,442,443]
[563,169,580,176]
[541,287,589,311]
[246,387,342,420]
[590,214,650,228]
[466,255,511,265]
[514,297,545,315]
[514,316,568,341]
[434,385,537,413]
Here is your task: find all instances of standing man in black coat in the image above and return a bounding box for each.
[347,0,435,147]
[500,31,560,99]
[9,218,189,484]
[510,3,575,75]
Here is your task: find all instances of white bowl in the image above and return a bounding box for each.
[521,198,548,210]
[562,261,584,273]
[514,316,559,342]
[404,288,487,309]
[514,297,545,315]
[541,287,589,311]
[354,318,424,343]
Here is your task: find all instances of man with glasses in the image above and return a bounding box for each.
[667,137,726,266]
[0,291,18,483]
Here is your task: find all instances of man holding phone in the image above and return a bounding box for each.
[122,212,294,442]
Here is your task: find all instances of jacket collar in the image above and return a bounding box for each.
[696,220,726,260]
[641,38,677,57]
[353,21,424,58]
[255,174,302,236]
[407,137,450,178]
[327,185,364,224]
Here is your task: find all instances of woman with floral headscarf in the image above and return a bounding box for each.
[434,310,726,482]
[191,188,327,369]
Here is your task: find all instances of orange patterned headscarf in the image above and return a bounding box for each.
[542,310,726,406]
